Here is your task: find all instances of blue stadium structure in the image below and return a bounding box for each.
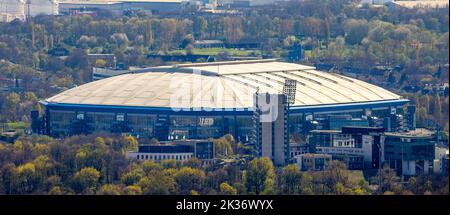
[36,60,409,142]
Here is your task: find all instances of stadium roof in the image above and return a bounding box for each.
[45,59,405,110]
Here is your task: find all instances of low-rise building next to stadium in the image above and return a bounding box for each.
[35,59,410,143]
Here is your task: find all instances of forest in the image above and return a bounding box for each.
[0,133,448,195]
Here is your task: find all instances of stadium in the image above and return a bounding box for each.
[39,59,409,141]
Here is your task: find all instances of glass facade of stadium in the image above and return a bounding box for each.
[40,99,409,142]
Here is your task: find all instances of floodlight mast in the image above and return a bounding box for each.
[283,79,297,164]
[283,79,297,105]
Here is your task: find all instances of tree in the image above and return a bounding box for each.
[141,160,163,174]
[4,93,20,121]
[120,165,144,186]
[159,19,177,52]
[144,19,154,47]
[245,157,275,195]
[181,34,195,49]
[123,185,142,195]
[175,167,205,195]
[98,184,121,195]
[214,136,234,157]
[193,17,208,39]
[12,162,38,194]
[299,172,314,195]
[72,167,100,193]
[434,95,442,122]
[220,182,237,195]
[110,33,129,49]
[302,17,324,38]
[344,19,369,45]
[183,157,202,169]
[49,186,64,195]
[137,172,176,195]
[223,17,244,43]
[376,165,400,194]
[406,177,418,194]
[388,72,396,84]
[116,135,138,152]
[279,164,302,195]
[94,59,106,68]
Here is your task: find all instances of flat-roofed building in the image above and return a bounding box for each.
[58,0,183,15]
[386,0,449,9]
[384,128,435,177]
[295,153,332,171]
[308,126,385,170]
[127,139,215,164]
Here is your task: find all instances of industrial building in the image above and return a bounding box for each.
[0,0,58,22]
[58,0,183,15]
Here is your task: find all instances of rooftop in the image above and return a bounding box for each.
[297,153,332,158]
[388,0,449,8]
[385,128,435,138]
[44,60,404,110]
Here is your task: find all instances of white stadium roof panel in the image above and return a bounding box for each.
[45,60,403,109]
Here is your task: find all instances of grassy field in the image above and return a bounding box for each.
[5,122,30,130]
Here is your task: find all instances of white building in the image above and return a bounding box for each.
[360,0,393,5]
[0,0,26,22]
[25,0,59,17]
[127,151,194,162]
[0,0,57,22]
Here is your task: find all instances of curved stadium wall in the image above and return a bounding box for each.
[39,60,409,141]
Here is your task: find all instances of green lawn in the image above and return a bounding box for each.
[5,122,30,130]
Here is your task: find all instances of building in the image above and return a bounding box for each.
[87,54,116,68]
[289,142,310,160]
[287,42,302,63]
[360,0,393,5]
[0,0,58,22]
[308,126,385,170]
[443,153,449,176]
[92,67,130,81]
[433,145,448,175]
[36,59,409,145]
[385,1,449,9]
[58,0,183,15]
[325,115,369,130]
[295,153,332,171]
[252,93,289,166]
[193,40,224,49]
[384,129,435,177]
[127,139,215,164]
[25,0,59,17]
[0,0,26,22]
[405,105,416,131]
[128,144,195,162]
